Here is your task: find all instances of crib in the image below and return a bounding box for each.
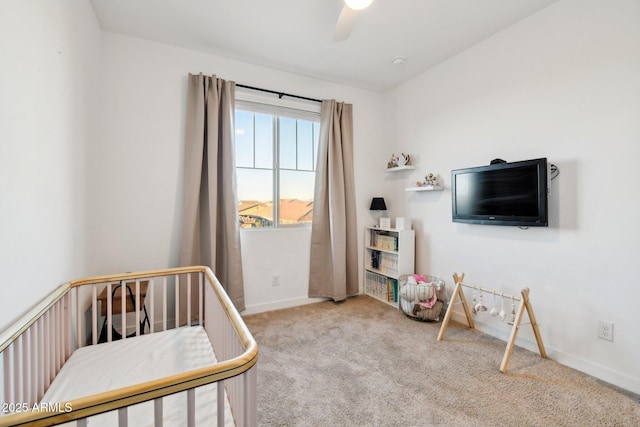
[0,266,257,426]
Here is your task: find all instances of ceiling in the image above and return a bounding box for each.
[89,0,558,92]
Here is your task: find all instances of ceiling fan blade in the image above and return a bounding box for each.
[333,5,359,42]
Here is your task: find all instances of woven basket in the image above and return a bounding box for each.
[399,275,447,322]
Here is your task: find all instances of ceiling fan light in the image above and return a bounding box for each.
[344,0,374,11]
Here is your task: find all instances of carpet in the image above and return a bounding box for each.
[243,295,640,426]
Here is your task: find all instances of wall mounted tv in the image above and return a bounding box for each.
[451,158,548,227]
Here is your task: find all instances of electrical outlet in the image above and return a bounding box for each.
[272,274,280,286]
[598,320,614,341]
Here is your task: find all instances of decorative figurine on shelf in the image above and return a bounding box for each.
[424,173,438,186]
[387,153,399,169]
[387,153,411,169]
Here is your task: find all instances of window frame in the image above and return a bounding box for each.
[235,95,321,229]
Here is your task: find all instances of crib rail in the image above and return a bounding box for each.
[0,266,257,427]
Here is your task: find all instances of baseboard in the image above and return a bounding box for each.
[241,296,328,316]
[448,312,640,394]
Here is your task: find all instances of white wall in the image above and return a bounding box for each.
[87,33,387,314]
[386,0,640,393]
[0,0,101,330]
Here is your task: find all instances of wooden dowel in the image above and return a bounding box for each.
[459,282,521,301]
[500,289,528,373]
[522,288,547,359]
[438,273,475,341]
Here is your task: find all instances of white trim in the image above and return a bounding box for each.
[448,312,640,394]
[241,297,328,316]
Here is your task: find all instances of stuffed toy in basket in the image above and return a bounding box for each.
[399,274,446,321]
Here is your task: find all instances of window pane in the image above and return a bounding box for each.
[254,113,273,169]
[297,120,314,171]
[279,170,315,225]
[279,117,297,170]
[235,110,254,168]
[235,102,319,229]
[237,168,273,228]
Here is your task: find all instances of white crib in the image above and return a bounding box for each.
[0,266,257,426]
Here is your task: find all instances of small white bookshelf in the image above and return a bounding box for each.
[363,227,415,308]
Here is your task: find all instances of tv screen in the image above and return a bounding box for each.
[451,158,548,227]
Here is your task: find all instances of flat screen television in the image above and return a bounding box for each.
[451,158,548,227]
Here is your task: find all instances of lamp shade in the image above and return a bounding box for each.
[369,197,387,211]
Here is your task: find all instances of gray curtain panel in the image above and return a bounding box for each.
[179,74,245,324]
[308,100,358,301]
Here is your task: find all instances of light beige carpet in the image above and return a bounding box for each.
[243,295,640,427]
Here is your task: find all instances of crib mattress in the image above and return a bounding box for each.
[42,326,235,426]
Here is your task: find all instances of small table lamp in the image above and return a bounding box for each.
[369,197,388,227]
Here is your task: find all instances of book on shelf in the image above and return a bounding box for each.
[377,235,397,250]
[387,278,398,303]
[369,229,398,251]
[369,251,398,276]
[370,250,380,269]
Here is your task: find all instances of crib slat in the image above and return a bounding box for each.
[23,329,31,404]
[107,282,113,343]
[198,272,203,326]
[217,380,225,427]
[44,310,51,388]
[154,397,163,427]
[121,281,127,340]
[149,279,155,334]
[92,285,98,345]
[38,316,45,399]
[65,292,72,358]
[14,334,22,403]
[135,280,141,336]
[4,342,13,403]
[187,273,191,327]
[55,302,61,373]
[174,274,180,329]
[118,406,128,427]
[30,325,37,403]
[76,287,83,350]
[162,277,168,331]
[187,388,196,427]
[245,365,258,426]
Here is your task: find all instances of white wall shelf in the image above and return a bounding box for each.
[405,185,443,192]
[385,165,415,172]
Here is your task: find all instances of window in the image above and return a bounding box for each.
[235,100,320,228]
